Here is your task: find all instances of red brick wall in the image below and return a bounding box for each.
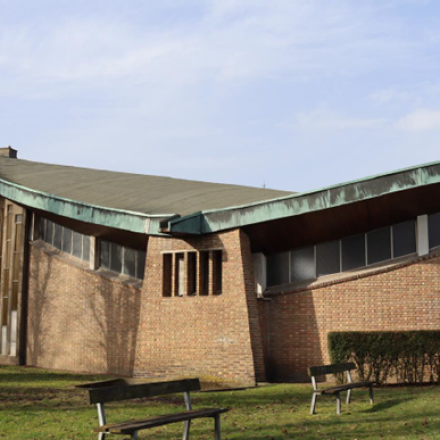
[263,254,440,382]
[133,229,263,386]
[27,243,142,375]
[26,229,263,385]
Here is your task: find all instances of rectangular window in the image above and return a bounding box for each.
[212,250,222,295]
[367,227,391,265]
[53,223,62,250]
[199,251,210,295]
[266,252,290,287]
[393,220,416,258]
[72,231,83,259]
[316,241,340,277]
[187,252,197,295]
[110,243,123,273]
[83,236,91,262]
[174,253,185,297]
[39,218,91,263]
[136,250,146,280]
[429,212,440,250]
[162,254,172,297]
[61,228,72,254]
[99,239,146,280]
[124,247,136,278]
[341,234,366,271]
[291,246,315,283]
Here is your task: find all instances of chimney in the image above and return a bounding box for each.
[0,146,17,158]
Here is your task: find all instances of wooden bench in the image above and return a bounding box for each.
[77,378,229,440]
[308,363,374,415]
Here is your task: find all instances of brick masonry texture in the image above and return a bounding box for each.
[133,229,264,385]
[262,253,440,382]
[27,243,142,376]
[26,230,264,386]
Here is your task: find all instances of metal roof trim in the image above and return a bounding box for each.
[169,159,440,234]
[0,178,175,235]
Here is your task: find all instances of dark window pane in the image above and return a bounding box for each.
[199,251,210,295]
[429,212,440,250]
[316,241,340,277]
[72,232,82,259]
[53,224,62,250]
[100,241,110,269]
[124,247,136,277]
[213,250,222,294]
[83,236,90,262]
[61,228,72,254]
[46,220,53,245]
[110,243,123,273]
[367,227,391,265]
[266,252,290,286]
[290,246,315,282]
[137,250,146,279]
[393,220,416,258]
[40,218,46,241]
[187,252,196,294]
[163,254,172,297]
[341,234,366,271]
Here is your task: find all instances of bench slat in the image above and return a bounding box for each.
[320,381,374,395]
[308,363,356,377]
[95,408,229,434]
[88,379,201,404]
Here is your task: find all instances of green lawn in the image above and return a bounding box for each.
[0,366,439,439]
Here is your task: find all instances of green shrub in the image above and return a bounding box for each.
[328,331,440,384]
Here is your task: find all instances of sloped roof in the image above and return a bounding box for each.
[0,157,292,216]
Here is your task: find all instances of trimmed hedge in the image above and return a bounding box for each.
[328,331,440,384]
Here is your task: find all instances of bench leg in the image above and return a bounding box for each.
[369,385,374,405]
[183,420,191,440]
[131,432,139,440]
[214,414,221,440]
[336,393,341,415]
[346,389,351,405]
[310,393,317,415]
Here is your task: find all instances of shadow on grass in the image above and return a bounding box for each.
[363,397,415,413]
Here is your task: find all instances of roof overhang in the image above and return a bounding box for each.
[0,178,172,235]
[166,160,440,238]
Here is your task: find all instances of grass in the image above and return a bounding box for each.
[1,366,440,439]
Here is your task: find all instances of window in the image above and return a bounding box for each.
[266,252,289,286]
[392,220,416,258]
[199,251,210,296]
[212,250,223,295]
[162,250,223,297]
[291,246,315,283]
[429,212,440,250]
[341,234,366,271]
[40,218,90,262]
[266,218,418,288]
[367,227,391,265]
[316,241,340,277]
[99,240,146,280]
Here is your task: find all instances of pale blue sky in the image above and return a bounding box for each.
[1,0,440,192]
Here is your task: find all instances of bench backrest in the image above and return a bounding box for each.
[308,363,356,378]
[86,379,201,404]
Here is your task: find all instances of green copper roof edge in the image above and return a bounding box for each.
[0,178,175,235]
[169,159,440,234]
[201,158,440,215]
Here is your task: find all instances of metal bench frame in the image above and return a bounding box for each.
[308,363,374,415]
[77,378,228,440]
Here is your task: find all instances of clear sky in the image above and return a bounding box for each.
[1,0,440,192]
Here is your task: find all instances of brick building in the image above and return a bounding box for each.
[1,146,440,385]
